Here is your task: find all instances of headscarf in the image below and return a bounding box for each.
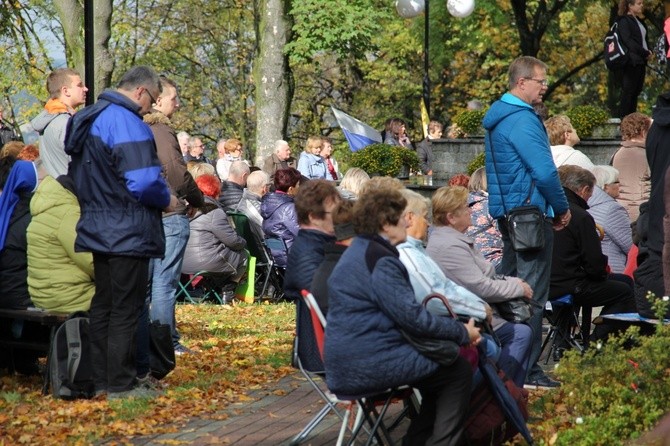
[0,160,38,250]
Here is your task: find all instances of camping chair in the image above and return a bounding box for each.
[227,210,282,300]
[174,271,225,304]
[294,290,413,446]
[541,294,589,363]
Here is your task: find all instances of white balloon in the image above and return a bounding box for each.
[395,0,425,19]
[447,0,475,18]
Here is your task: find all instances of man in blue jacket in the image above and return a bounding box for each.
[484,56,571,390]
[65,66,177,399]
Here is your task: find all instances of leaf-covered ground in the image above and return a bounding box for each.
[0,303,295,445]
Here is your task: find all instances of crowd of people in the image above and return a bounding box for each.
[0,40,665,445]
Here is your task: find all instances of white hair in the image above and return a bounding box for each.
[591,165,619,189]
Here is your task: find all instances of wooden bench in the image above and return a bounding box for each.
[0,308,70,394]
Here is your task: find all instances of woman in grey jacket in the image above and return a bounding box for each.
[182,174,247,286]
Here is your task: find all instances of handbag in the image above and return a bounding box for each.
[496,297,542,324]
[149,320,176,380]
[400,293,475,368]
[489,135,546,253]
[506,205,544,252]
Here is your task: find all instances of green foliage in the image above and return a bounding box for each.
[467,152,485,175]
[453,109,486,135]
[535,294,670,445]
[566,105,610,138]
[350,143,418,177]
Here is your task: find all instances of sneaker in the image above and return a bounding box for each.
[220,291,235,305]
[107,386,160,400]
[174,344,195,356]
[524,375,561,390]
[137,373,164,391]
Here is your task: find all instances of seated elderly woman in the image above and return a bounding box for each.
[466,167,503,269]
[425,186,533,388]
[297,136,327,179]
[336,167,370,201]
[283,180,340,372]
[325,187,479,445]
[552,165,636,341]
[588,165,633,274]
[182,174,247,303]
[261,167,302,267]
[325,190,480,444]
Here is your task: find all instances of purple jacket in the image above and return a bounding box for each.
[260,191,299,267]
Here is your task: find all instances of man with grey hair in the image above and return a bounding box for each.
[484,56,570,390]
[219,160,250,210]
[65,65,177,400]
[177,131,190,159]
[262,139,296,182]
[234,170,270,229]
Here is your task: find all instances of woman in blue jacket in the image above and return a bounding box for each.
[325,187,480,445]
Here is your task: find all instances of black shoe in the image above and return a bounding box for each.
[524,375,561,390]
[552,347,566,362]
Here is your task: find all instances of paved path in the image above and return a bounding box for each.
[114,373,408,445]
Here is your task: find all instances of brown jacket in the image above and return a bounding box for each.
[144,111,204,216]
[612,140,650,222]
[262,153,297,182]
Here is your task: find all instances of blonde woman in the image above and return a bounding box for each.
[337,167,370,200]
[297,136,327,179]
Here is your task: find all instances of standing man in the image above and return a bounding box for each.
[0,106,19,146]
[184,136,212,164]
[416,120,443,176]
[65,66,177,399]
[143,76,204,356]
[483,56,571,389]
[177,131,190,160]
[262,139,296,182]
[30,68,88,177]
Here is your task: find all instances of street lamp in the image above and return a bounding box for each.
[395,0,475,116]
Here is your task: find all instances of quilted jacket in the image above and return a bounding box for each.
[587,186,632,274]
[324,235,469,395]
[483,93,568,220]
[260,191,299,267]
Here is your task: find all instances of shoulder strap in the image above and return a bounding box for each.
[65,319,83,385]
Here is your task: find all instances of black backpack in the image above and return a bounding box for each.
[604,21,629,70]
[49,316,95,400]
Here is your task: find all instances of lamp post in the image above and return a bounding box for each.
[395,0,476,117]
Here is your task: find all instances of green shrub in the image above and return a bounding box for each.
[467,152,485,175]
[452,109,487,135]
[533,294,670,445]
[350,143,419,177]
[566,105,609,138]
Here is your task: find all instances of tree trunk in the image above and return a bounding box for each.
[253,0,293,167]
[52,0,113,100]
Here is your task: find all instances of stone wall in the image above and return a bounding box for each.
[431,138,621,185]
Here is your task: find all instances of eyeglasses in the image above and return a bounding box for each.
[144,88,157,104]
[524,78,548,87]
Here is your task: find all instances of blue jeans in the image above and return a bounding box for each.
[147,215,190,348]
[495,322,533,388]
[498,218,554,381]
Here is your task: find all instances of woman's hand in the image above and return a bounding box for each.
[465,318,481,346]
[484,303,493,324]
[519,279,534,299]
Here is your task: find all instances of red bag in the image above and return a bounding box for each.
[465,367,529,446]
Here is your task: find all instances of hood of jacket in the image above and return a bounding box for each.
[482,93,528,131]
[30,110,66,134]
[652,92,670,127]
[260,192,294,219]
[29,176,76,218]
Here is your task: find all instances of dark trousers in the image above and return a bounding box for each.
[404,356,472,446]
[616,64,646,118]
[90,253,149,393]
[575,278,637,341]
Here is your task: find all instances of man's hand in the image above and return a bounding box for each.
[465,318,482,346]
[163,195,179,213]
[553,209,572,231]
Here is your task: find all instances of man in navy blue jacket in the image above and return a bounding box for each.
[65,66,177,399]
[484,56,571,390]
